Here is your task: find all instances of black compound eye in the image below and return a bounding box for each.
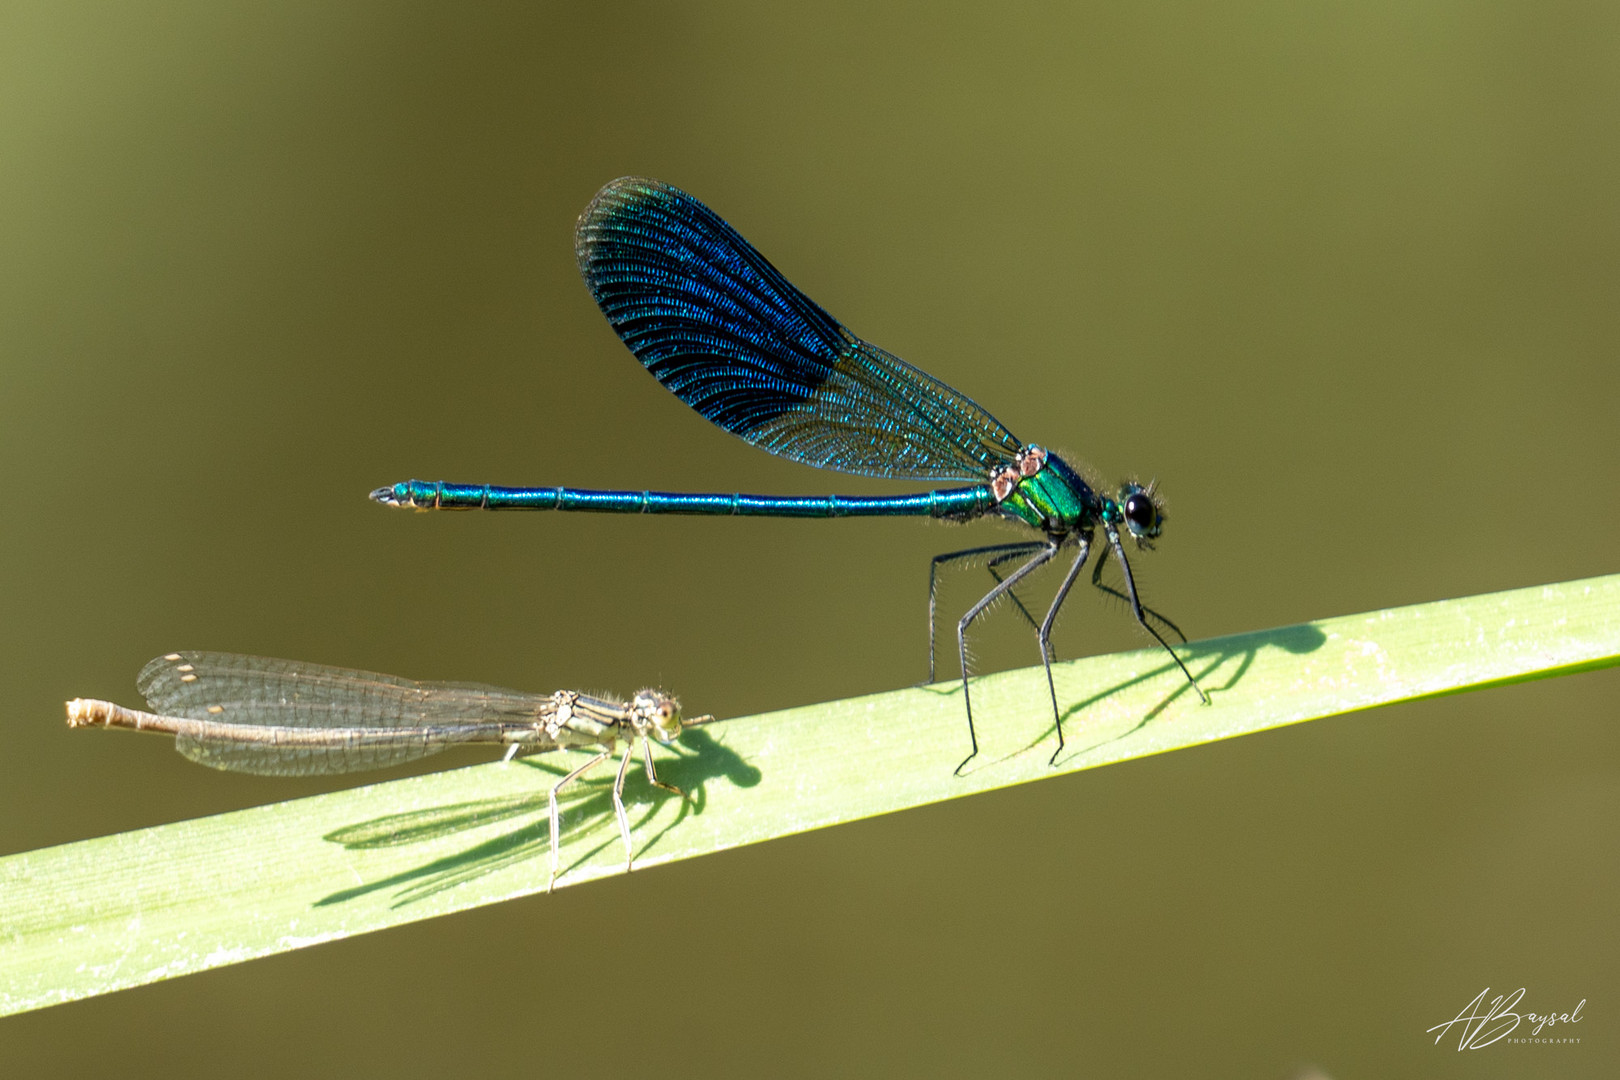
[1124,493,1157,531]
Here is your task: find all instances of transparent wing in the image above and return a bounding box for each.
[575,177,1024,482]
[136,652,557,777]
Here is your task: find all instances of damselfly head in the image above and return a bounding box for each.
[632,690,684,743]
[1117,481,1165,546]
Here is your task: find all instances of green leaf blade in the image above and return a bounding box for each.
[4,573,1618,1015]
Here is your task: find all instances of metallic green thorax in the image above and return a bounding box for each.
[995,448,1103,537]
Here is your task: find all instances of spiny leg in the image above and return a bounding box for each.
[1090,545,1189,644]
[611,743,637,872]
[986,548,1049,651]
[954,540,1059,774]
[928,542,1048,682]
[1103,525,1208,703]
[1038,535,1092,764]
[548,749,611,892]
[641,735,688,800]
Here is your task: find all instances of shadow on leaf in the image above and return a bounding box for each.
[315,728,759,908]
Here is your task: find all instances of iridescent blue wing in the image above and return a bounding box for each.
[575,177,1023,482]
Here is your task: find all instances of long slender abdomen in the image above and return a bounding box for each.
[371,480,994,519]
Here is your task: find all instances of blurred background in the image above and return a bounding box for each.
[1,1,1615,1075]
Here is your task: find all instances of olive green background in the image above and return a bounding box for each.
[2,2,1616,1076]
